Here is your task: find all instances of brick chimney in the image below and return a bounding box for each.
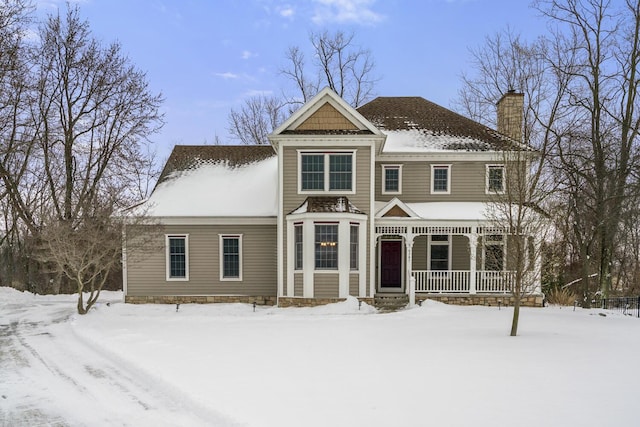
[496,90,524,143]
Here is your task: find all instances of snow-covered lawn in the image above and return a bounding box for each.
[1,288,638,426]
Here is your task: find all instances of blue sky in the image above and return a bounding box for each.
[36,0,547,160]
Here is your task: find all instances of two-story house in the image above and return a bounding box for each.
[123,87,543,307]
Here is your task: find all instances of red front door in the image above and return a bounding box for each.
[380,240,402,289]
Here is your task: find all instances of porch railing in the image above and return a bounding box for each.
[476,271,514,293]
[413,271,470,293]
[412,270,515,293]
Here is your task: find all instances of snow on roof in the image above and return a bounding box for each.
[145,156,278,217]
[382,129,500,153]
[375,201,490,221]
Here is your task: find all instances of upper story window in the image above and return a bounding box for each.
[166,235,189,281]
[486,165,505,194]
[299,151,355,193]
[431,165,451,194]
[382,165,402,194]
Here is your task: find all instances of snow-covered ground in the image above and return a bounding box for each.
[1,288,638,426]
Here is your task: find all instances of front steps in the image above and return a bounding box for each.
[374,293,409,311]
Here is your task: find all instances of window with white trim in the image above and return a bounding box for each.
[166,235,188,280]
[486,165,505,193]
[300,152,354,193]
[220,235,242,280]
[484,234,505,271]
[294,224,303,270]
[429,235,449,271]
[315,223,338,269]
[431,165,450,194]
[382,165,402,194]
[350,224,359,270]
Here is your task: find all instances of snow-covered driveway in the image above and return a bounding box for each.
[0,291,229,426]
[2,287,640,426]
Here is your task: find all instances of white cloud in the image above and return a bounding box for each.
[241,50,256,60]
[279,6,295,18]
[242,89,274,98]
[215,72,240,80]
[311,0,384,25]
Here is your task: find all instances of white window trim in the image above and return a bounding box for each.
[430,164,451,195]
[427,235,451,271]
[219,234,243,281]
[297,150,357,195]
[486,164,506,194]
[482,234,506,271]
[165,234,189,281]
[381,164,403,195]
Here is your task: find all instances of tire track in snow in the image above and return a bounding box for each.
[1,299,241,426]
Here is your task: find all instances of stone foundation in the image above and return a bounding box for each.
[277,297,374,308]
[125,295,277,305]
[417,293,543,307]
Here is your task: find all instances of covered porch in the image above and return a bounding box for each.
[373,201,542,306]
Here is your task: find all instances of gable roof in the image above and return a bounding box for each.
[270,87,384,138]
[157,145,275,186]
[357,96,531,152]
[147,145,278,217]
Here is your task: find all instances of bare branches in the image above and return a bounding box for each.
[228,95,286,145]
[0,2,164,308]
[228,30,378,145]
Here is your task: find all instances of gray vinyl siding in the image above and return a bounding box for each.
[452,235,470,270]
[375,161,497,203]
[294,273,303,297]
[412,236,428,270]
[126,224,276,297]
[349,273,359,296]
[314,273,339,298]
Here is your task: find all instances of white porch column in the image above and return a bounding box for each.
[406,232,415,305]
[302,221,315,298]
[468,231,478,295]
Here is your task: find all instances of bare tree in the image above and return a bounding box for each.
[228,30,378,145]
[227,95,286,145]
[535,0,640,300]
[459,1,640,305]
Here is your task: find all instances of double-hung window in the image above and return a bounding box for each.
[486,165,505,193]
[315,223,338,269]
[350,224,359,270]
[220,235,242,280]
[166,235,188,280]
[382,165,402,194]
[300,152,354,193]
[294,224,303,270]
[429,235,449,271]
[431,165,451,194]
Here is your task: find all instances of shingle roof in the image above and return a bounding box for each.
[290,197,365,215]
[357,96,529,151]
[157,145,276,186]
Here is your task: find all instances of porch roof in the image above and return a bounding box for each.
[375,201,488,221]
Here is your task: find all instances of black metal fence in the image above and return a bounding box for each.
[599,297,640,318]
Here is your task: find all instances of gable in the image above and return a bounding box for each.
[382,205,411,218]
[295,103,358,131]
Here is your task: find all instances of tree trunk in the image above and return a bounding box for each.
[510,293,520,336]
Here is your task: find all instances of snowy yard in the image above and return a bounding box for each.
[1,288,638,426]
